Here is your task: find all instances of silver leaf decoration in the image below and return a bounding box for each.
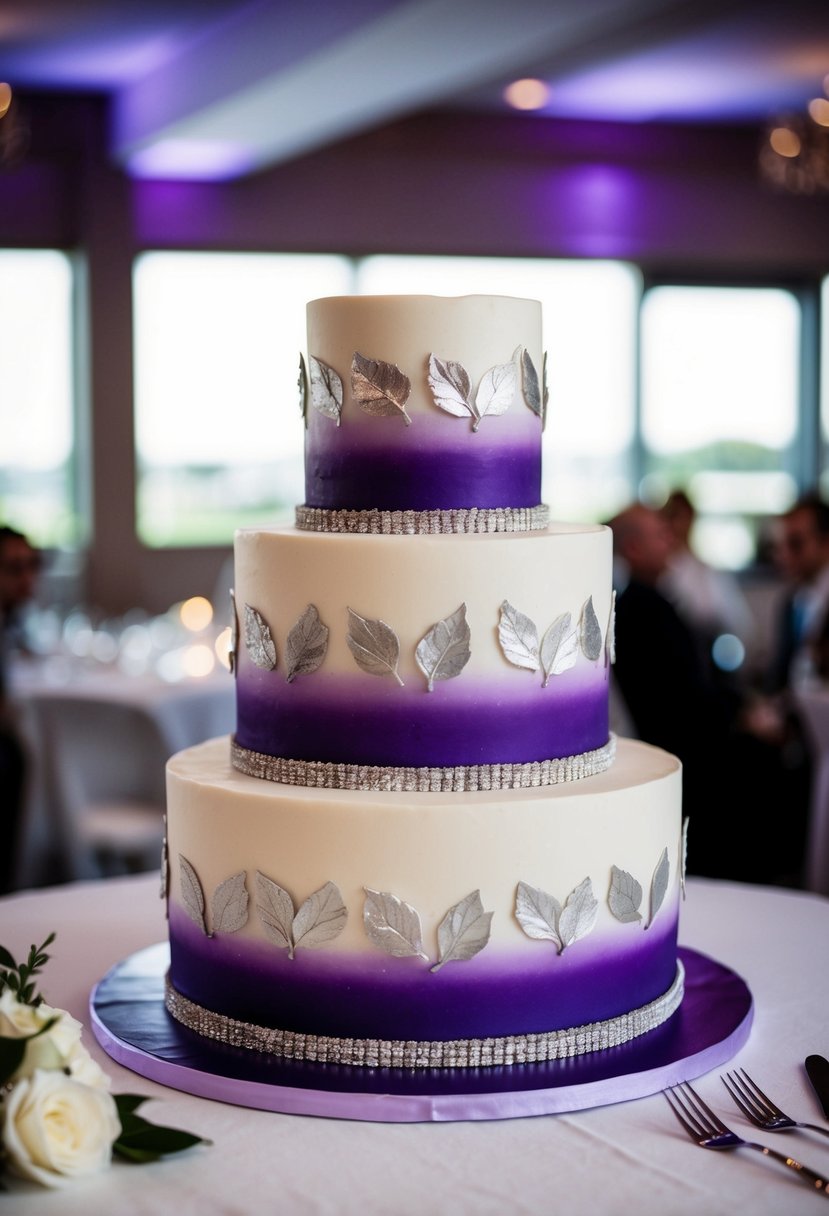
[363,888,428,960]
[431,890,493,973]
[159,817,168,903]
[520,346,543,419]
[179,855,207,935]
[229,589,238,676]
[346,607,404,686]
[498,600,540,672]
[680,817,690,900]
[415,602,471,692]
[309,354,343,425]
[255,871,296,956]
[472,360,516,432]
[515,880,563,948]
[285,604,329,683]
[605,588,616,668]
[648,846,670,928]
[580,595,603,662]
[244,604,277,671]
[292,880,348,951]
[298,352,308,418]
[542,350,549,429]
[515,878,597,955]
[427,354,473,421]
[608,865,643,924]
[351,351,411,426]
[212,872,249,935]
[557,877,599,951]
[540,612,579,687]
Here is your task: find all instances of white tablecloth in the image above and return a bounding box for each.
[9,662,235,886]
[1,875,827,1214]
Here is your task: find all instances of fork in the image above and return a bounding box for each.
[722,1069,829,1141]
[665,1081,829,1197]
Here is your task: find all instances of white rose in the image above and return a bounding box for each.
[65,1040,112,1090]
[2,1069,121,1188]
[0,990,83,1080]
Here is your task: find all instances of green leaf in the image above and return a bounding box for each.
[0,1037,26,1087]
[0,945,16,969]
[113,1114,210,1164]
[114,1093,151,1117]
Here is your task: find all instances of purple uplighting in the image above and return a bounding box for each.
[126,139,258,181]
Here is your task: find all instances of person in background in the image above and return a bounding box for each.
[765,492,829,694]
[0,525,41,893]
[659,488,754,666]
[608,502,804,885]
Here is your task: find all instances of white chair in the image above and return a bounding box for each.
[27,694,169,881]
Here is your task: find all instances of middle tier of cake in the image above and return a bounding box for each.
[232,522,613,789]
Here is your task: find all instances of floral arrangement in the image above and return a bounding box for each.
[0,934,208,1190]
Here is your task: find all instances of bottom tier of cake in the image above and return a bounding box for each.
[164,736,683,1066]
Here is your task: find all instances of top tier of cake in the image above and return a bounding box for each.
[302,294,544,523]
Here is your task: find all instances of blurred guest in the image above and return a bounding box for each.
[659,489,754,663]
[0,525,41,892]
[608,502,803,884]
[765,493,829,693]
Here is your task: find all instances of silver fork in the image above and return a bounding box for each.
[722,1069,829,1141]
[664,1081,829,1197]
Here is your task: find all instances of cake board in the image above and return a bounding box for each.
[90,943,753,1123]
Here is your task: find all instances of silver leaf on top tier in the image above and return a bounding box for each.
[285,604,329,683]
[520,346,543,420]
[346,607,404,685]
[542,350,550,429]
[415,603,471,691]
[431,890,493,973]
[680,817,690,900]
[473,360,517,432]
[244,604,277,671]
[309,354,343,425]
[540,612,579,686]
[228,589,238,676]
[605,589,616,667]
[351,352,412,425]
[427,352,517,432]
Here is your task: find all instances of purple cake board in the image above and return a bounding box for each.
[90,943,752,1124]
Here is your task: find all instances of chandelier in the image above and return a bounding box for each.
[759,84,829,194]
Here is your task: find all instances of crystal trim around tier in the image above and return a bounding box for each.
[164,961,684,1069]
[231,734,617,792]
[295,504,550,535]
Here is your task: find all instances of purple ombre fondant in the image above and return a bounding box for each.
[235,665,609,768]
[168,905,679,1043]
[304,414,542,511]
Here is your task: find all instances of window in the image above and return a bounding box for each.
[133,252,353,546]
[0,249,76,546]
[357,255,640,523]
[640,285,801,568]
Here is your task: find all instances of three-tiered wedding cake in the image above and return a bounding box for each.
[163,294,683,1069]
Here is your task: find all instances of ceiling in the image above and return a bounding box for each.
[2,0,829,180]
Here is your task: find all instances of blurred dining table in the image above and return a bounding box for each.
[1,873,827,1214]
[8,656,235,887]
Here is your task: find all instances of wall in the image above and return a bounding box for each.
[2,94,828,613]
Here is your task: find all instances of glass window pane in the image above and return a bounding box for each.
[0,249,76,546]
[357,255,640,522]
[640,285,801,568]
[133,252,353,546]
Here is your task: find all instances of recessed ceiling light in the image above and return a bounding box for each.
[808,97,829,127]
[769,126,801,158]
[503,78,551,112]
[0,83,12,119]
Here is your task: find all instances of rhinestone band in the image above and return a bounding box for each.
[295,504,550,535]
[165,961,684,1069]
[231,734,617,792]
